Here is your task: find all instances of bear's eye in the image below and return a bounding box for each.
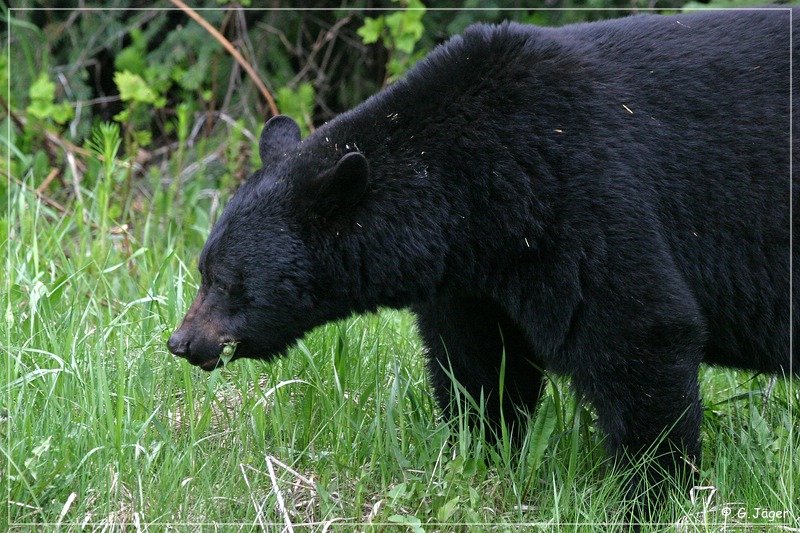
[214,279,244,298]
[213,278,234,293]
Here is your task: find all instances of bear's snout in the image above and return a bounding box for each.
[167,327,227,370]
[167,286,231,369]
[167,328,190,357]
[168,300,235,370]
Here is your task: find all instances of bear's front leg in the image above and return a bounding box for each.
[413,295,544,442]
[572,333,704,513]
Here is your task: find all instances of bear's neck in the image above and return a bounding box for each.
[308,26,609,307]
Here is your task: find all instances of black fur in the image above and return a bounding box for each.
[169,9,796,506]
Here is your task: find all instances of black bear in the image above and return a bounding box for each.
[169,9,797,506]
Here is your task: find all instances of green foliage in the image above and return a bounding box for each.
[143,12,224,97]
[114,28,148,76]
[113,70,166,149]
[114,70,163,107]
[527,394,558,471]
[26,73,73,125]
[384,2,426,54]
[358,0,427,83]
[275,82,316,136]
[86,122,123,174]
[358,0,426,53]
[357,17,385,45]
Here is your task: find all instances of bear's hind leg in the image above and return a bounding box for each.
[414,295,543,442]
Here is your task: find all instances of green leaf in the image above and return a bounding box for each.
[469,486,480,506]
[275,82,315,136]
[528,395,557,470]
[387,482,407,499]
[177,62,208,91]
[115,28,148,75]
[387,514,424,533]
[394,32,419,54]
[386,57,411,81]
[436,496,459,522]
[24,435,53,476]
[132,129,152,148]
[27,72,76,124]
[49,103,74,125]
[385,6,425,54]
[145,64,174,96]
[114,70,159,104]
[27,100,54,121]
[115,46,147,76]
[112,109,130,123]
[357,17,384,44]
[28,73,56,103]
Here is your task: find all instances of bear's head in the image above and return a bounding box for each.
[168,114,447,370]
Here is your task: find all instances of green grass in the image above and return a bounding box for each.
[3,135,798,531]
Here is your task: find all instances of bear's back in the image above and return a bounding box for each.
[322,10,796,372]
[474,11,795,370]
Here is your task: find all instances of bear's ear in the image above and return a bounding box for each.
[305,152,369,216]
[260,115,301,163]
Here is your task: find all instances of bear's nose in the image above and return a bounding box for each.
[167,330,190,357]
